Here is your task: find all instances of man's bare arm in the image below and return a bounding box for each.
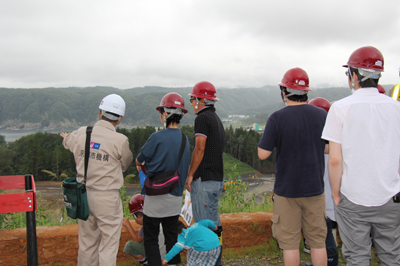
[328,141,343,205]
[185,136,206,192]
[258,147,272,160]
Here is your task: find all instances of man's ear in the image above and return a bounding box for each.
[352,71,359,82]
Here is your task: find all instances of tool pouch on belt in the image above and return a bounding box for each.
[62,177,89,220]
[62,126,92,220]
[144,132,186,196]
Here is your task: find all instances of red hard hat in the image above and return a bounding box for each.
[377,84,386,94]
[188,81,220,101]
[278,68,311,91]
[129,194,144,214]
[156,92,188,114]
[309,97,331,112]
[343,46,384,71]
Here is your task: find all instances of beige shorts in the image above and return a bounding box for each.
[272,193,327,250]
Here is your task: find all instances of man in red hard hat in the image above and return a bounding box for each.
[322,46,400,265]
[258,68,328,266]
[185,81,225,266]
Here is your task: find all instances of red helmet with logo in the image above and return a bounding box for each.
[129,194,144,214]
[377,84,386,94]
[156,92,188,114]
[309,97,331,112]
[278,68,311,91]
[188,81,219,101]
[343,46,384,71]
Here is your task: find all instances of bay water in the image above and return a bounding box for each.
[0,128,79,142]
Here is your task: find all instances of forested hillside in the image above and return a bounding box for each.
[0,126,274,180]
[0,85,356,129]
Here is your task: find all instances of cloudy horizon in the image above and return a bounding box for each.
[1,0,399,90]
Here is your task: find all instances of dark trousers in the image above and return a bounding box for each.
[326,218,338,266]
[143,214,181,266]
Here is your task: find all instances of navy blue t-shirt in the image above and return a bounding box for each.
[258,104,327,198]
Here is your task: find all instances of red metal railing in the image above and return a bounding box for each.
[0,175,38,266]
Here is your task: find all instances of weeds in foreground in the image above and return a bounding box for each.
[0,184,133,229]
[2,165,271,229]
[219,165,272,214]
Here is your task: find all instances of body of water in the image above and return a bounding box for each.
[0,128,79,142]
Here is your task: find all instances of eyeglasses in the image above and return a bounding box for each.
[133,212,143,220]
[189,98,196,103]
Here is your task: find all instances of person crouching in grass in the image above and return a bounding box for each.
[162,219,221,266]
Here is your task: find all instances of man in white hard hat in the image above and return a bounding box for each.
[61,94,133,266]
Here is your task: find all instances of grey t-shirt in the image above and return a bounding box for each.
[143,194,182,218]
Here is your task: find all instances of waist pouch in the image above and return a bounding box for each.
[144,170,179,196]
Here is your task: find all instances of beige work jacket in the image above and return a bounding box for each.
[63,120,133,190]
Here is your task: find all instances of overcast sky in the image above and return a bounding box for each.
[1,0,399,90]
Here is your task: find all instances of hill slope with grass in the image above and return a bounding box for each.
[223,152,258,178]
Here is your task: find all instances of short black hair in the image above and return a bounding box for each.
[349,67,379,88]
[159,107,183,127]
[177,220,186,235]
[280,86,308,102]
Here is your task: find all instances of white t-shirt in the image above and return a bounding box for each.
[322,88,400,207]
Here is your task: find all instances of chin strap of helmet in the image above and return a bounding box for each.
[348,67,357,92]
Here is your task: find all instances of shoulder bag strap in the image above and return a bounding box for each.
[176,132,186,171]
[84,126,93,183]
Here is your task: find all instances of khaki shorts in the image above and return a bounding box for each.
[272,193,327,250]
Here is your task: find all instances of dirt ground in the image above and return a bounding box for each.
[0,212,273,265]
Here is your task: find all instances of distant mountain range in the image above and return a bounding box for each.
[0,85,394,129]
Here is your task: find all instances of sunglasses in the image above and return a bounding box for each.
[133,212,143,220]
[189,98,196,103]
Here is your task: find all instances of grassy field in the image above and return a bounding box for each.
[223,152,258,178]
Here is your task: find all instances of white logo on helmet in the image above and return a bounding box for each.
[297,80,306,86]
[174,101,181,105]
[375,60,383,67]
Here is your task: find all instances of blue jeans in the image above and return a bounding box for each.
[191,177,224,226]
[191,178,224,266]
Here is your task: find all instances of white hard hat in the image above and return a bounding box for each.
[99,94,126,117]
